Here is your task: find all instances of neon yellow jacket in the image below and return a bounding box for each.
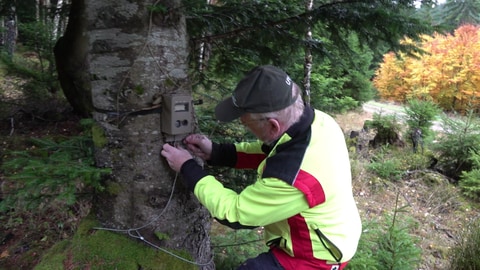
[180,107,361,266]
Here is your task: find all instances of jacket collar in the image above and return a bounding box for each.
[285,105,314,139]
[261,105,314,154]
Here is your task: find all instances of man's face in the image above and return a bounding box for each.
[239,114,272,144]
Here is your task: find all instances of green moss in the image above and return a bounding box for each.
[423,172,448,186]
[34,240,70,268]
[154,231,170,241]
[76,214,100,236]
[435,245,451,259]
[91,124,107,148]
[147,4,168,14]
[164,78,175,87]
[134,85,145,95]
[105,181,123,195]
[35,215,197,270]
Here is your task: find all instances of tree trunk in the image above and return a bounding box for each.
[5,19,16,58]
[59,0,214,268]
[53,0,64,39]
[303,0,313,105]
[53,0,93,117]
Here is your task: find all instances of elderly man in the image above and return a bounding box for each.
[161,65,361,270]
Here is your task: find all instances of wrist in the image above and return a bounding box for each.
[208,142,236,166]
[180,159,208,192]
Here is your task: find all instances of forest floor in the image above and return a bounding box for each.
[1,74,479,269]
[0,84,86,269]
[334,109,479,270]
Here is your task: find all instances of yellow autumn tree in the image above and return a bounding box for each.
[373,51,413,102]
[373,24,480,112]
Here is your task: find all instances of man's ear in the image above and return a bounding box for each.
[267,118,282,138]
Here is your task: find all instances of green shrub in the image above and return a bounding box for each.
[211,228,266,270]
[367,146,403,181]
[376,217,421,269]
[398,151,431,171]
[0,119,110,212]
[369,113,403,148]
[348,194,421,270]
[459,169,480,200]
[403,99,441,141]
[347,219,381,270]
[367,159,403,181]
[459,149,480,200]
[0,50,59,101]
[371,113,402,136]
[432,111,480,180]
[0,20,60,101]
[448,217,480,270]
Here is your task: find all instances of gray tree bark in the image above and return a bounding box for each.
[303,0,313,106]
[58,0,214,268]
[5,19,16,58]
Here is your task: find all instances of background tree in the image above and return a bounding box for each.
[1,0,70,104]
[435,0,480,32]
[53,0,93,116]
[185,0,436,115]
[459,150,480,200]
[403,99,441,151]
[416,0,480,33]
[53,0,214,268]
[373,52,409,101]
[303,0,314,105]
[432,111,480,180]
[373,24,480,113]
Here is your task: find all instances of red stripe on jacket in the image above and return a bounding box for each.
[294,170,326,207]
[289,213,313,258]
[235,152,266,169]
[273,214,346,269]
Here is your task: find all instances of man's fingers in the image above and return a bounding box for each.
[185,134,205,144]
[186,143,201,152]
[161,143,177,159]
[163,143,174,151]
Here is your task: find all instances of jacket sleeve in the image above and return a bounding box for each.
[208,142,237,167]
[233,141,267,169]
[179,140,266,191]
[208,141,267,169]
[193,175,310,227]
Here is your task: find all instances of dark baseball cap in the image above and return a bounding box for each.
[215,65,295,122]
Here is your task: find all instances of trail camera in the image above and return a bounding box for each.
[161,94,193,136]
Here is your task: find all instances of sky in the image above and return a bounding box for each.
[415,0,446,8]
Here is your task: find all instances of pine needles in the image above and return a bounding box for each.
[1,133,110,212]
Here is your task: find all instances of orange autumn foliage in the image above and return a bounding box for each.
[373,24,480,112]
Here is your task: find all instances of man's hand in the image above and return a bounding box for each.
[161,144,193,172]
[183,134,212,161]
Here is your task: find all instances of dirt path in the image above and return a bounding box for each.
[362,100,444,131]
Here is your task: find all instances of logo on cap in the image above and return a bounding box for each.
[285,76,292,86]
[232,95,239,108]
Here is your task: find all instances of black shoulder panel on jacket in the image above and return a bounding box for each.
[262,129,311,185]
